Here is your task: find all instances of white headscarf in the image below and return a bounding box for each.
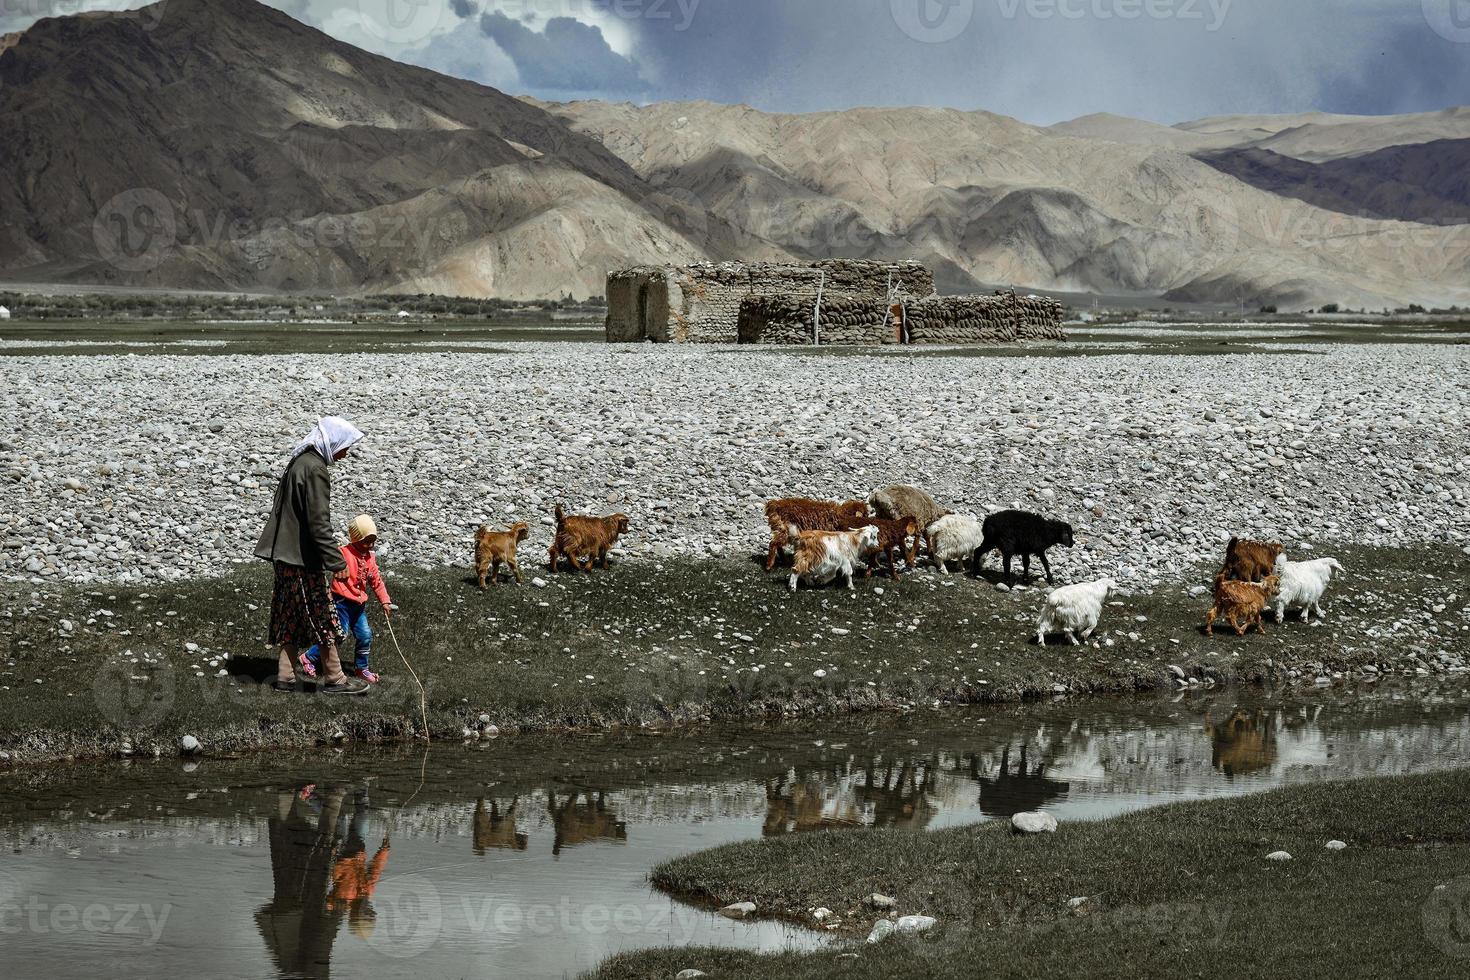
[290,416,363,466]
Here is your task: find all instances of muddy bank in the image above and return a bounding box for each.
[1,545,1465,769]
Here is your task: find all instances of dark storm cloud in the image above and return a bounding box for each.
[478,10,644,93]
[10,2,1469,123]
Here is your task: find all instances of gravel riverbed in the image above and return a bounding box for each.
[2,342,1467,588]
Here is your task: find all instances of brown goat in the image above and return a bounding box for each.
[863,516,921,580]
[764,497,871,571]
[549,505,630,573]
[1220,537,1284,583]
[475,523,531,589]
[1206,575,1280,637]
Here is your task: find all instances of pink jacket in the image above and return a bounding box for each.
[331,543,392,607]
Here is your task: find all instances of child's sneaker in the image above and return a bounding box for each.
[359,669,381,684]
[298,653,318,679]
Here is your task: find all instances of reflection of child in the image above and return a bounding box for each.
[329,789,390,940]
[302,515,395,683]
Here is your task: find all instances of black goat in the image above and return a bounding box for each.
[970,510,1075,585]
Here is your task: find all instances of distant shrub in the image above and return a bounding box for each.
[1320,304,1340,314]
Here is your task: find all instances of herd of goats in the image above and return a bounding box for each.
[472,485,1344,646]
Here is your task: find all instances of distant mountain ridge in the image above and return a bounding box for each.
[1,0,1468,309]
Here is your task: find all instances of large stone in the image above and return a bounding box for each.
[1011,812,1059,835]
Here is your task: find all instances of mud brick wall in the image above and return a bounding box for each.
[606,260,934,343]
[904,292,1067,344]
[737,294,893,345]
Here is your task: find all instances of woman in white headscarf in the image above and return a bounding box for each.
[255,417,369,696]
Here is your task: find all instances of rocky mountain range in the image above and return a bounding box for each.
[1,0,1467,310]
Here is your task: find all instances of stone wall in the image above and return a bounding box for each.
[904,292,1068,344]
[738,290,1068,346]
[606,259,933,344]
[737,295,892,345]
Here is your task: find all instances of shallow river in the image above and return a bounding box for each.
[3,682,1469,979]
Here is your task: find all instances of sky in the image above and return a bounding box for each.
[5,0,1470,124]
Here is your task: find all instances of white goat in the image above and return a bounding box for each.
[1272,556,1345,622]
[1035,579,1117,646]
[789,525,881,592]
[927,514,986,573]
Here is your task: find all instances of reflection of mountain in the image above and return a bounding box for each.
[1206,708,1280,780]
[548,791,627,856]
[472,798,528,854]
[975,744,1072,818]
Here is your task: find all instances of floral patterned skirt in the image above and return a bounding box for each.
[269,563,342,649]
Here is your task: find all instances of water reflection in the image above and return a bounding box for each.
[548,791,628,856]
[5,682,1470,980]
[974,744,1072,818]
[257,786,388,979]
[1205,708,1279,780]
[472,798,528,854]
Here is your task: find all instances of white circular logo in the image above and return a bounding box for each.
[356,0,447,46]
[365,873,443,958]
[1424,0,1470,43]
[892,0,976,43]
[1424,877,1470,959]
[92,189,177,274]
[641,187,712,246]
[93,661,176,731]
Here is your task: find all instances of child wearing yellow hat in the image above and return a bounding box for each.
[302,515,394,684]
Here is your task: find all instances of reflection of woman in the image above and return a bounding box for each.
[255,417,369,696]
[255,786,349,979]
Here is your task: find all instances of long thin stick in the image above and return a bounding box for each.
[384,617,429,742]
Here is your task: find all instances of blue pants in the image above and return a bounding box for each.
[306,598,372,673]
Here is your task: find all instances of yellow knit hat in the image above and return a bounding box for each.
[348,515,378,543]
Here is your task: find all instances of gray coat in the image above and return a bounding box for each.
[254,450,346,572]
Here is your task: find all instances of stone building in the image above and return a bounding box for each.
[606,259,1065,345]
[605,259,933,344]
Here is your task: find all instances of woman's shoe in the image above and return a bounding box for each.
[272,679,298,694]
[320,676,371,696]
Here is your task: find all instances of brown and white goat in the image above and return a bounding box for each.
[789,525,882,592]
[764,498,871,571]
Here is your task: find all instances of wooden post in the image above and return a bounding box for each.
[813,270,826,347]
